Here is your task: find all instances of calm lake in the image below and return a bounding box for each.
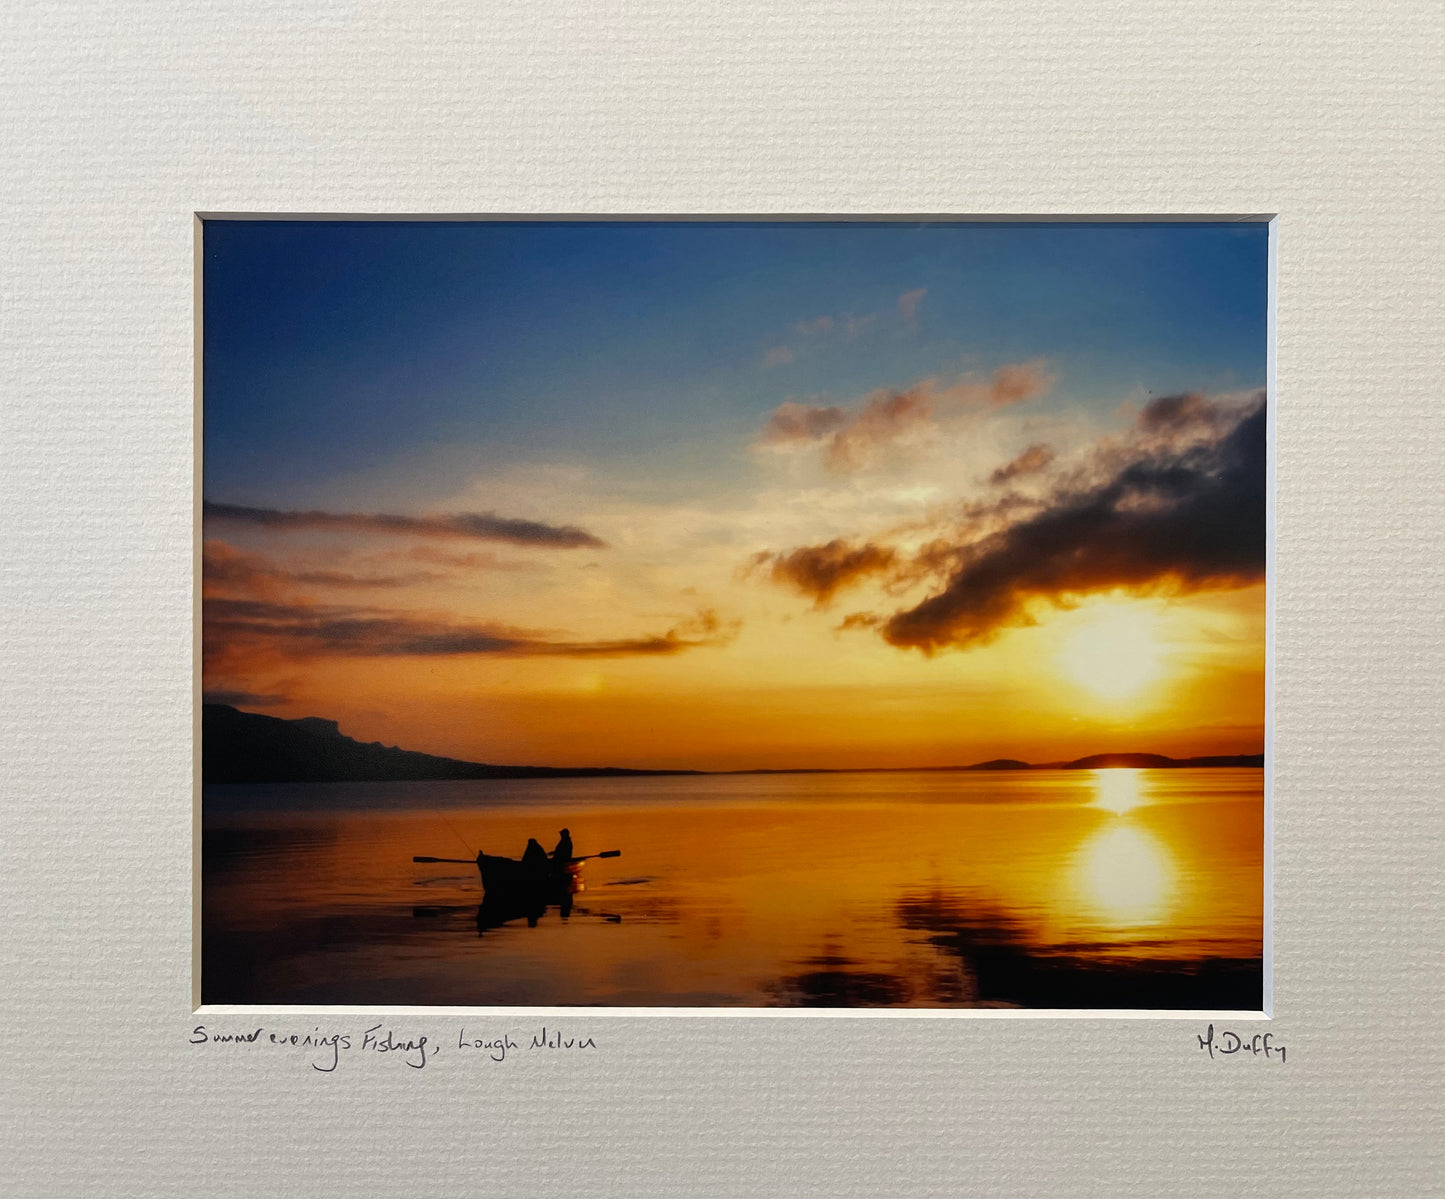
[201,768,1264,1009]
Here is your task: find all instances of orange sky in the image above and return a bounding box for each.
[203,486,1266,770]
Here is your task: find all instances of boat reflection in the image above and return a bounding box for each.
[475,886,573,935]
[412,887,624,936]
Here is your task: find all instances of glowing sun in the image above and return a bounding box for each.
[1058,604,1164,700]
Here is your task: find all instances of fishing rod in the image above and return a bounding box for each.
[441,815,475,857]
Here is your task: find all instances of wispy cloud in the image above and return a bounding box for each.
[754,361,1057,473]
[988,443,1056,486]
[392,544,542,573]
[203,501,606,548]
[762,289,924,369]
[204,541,442,593]
[898,287,926,322]
[204,597,737,661]
[792,315,835,337]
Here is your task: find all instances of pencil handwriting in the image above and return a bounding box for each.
[188,1024,597,1072]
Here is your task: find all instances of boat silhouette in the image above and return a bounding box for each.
[412,846,621,935]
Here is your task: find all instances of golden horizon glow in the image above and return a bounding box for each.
[205,576,1265,770]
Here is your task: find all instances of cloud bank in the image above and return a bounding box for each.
[756,391,1266,652]
[885,398,1265,650]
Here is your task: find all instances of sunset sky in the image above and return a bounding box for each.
[202,220,1267,770]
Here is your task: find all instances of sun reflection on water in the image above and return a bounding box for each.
[1092,768,1144,814]
[1075,823,1174,926]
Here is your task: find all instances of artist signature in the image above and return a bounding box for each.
[1195,1024,1286,1063]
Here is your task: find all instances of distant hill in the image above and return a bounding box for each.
[201,704,701,784]
[1044,752,1264,770]
[201,703,1263,783]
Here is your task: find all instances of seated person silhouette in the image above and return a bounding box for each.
[521,838,549,870]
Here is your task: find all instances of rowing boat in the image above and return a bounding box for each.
[412,848,620,900]
[474,850,583,896]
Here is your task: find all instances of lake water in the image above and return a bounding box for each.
[201,768,1264,1009]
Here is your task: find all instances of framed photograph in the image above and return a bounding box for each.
[199,217,1269,1014]
[3,4,1440,1198]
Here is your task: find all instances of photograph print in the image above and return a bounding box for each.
[201,219,1267,1009]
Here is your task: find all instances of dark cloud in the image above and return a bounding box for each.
[751,494,1043,611]
[988,443,1056,486]
[204,596,736,660]
[1137,391,1219,434]
[753,540,898,606]
[753,394,1266,653]
[203,501,606,549]
[882,399,1266,651]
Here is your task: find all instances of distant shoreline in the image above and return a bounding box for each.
[716,753,1265,775]
[201,703,1263,785]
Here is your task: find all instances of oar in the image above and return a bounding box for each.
[412,850,621,864]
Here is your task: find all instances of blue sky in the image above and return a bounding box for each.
[203,220,1267,509]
